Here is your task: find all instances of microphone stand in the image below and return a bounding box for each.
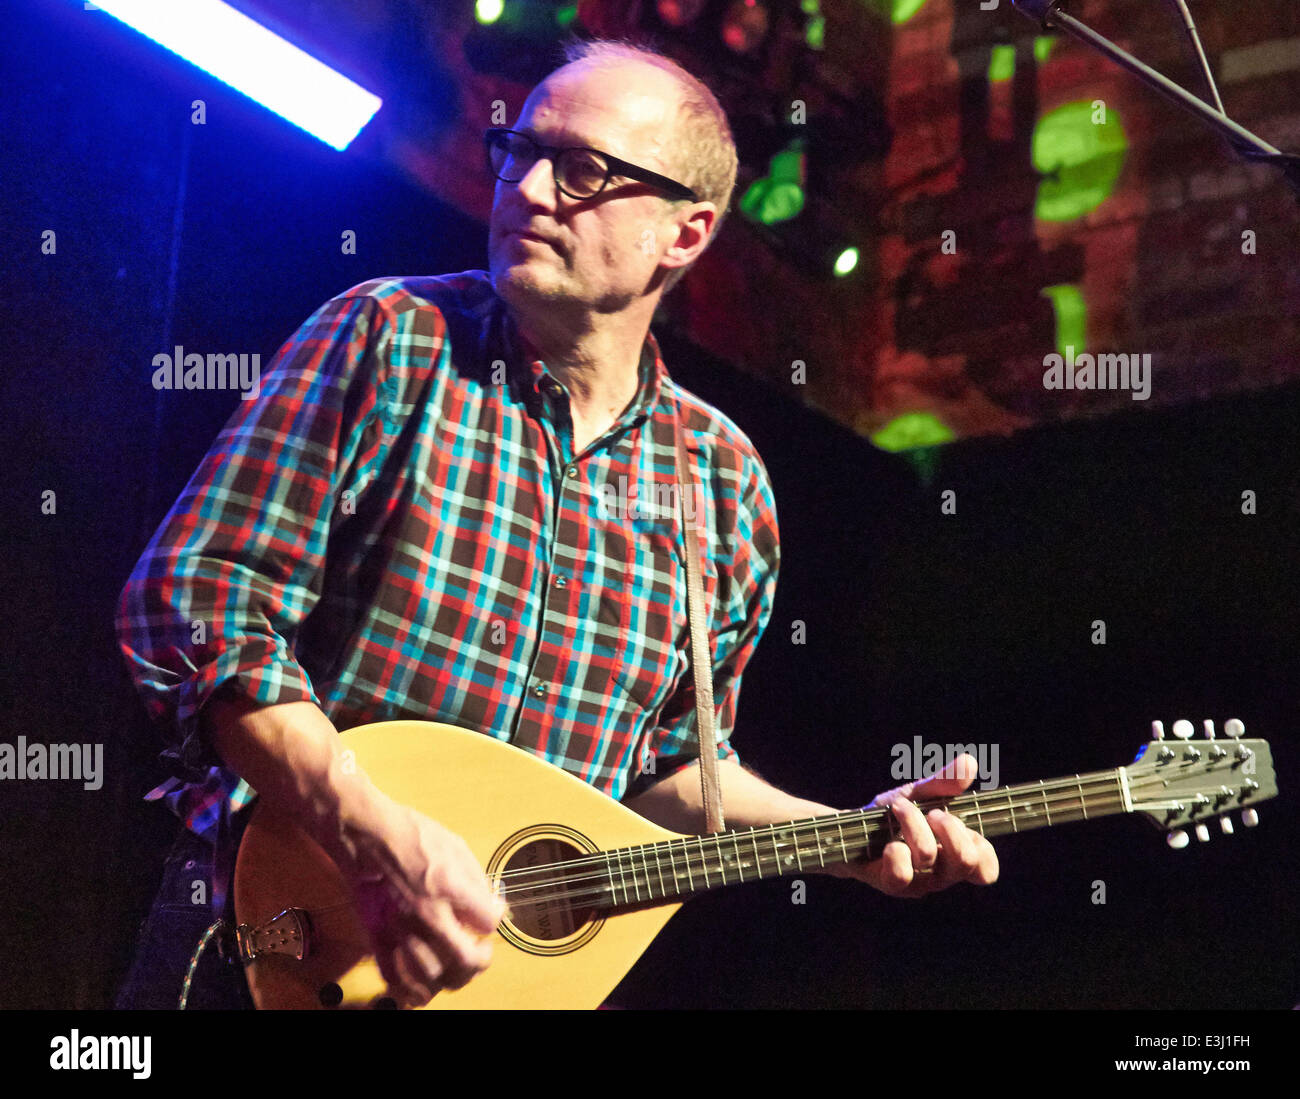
[1011,0,1300,205]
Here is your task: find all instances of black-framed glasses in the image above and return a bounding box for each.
[484,127,699,202]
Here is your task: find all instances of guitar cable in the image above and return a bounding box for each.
[177,920,228,1010]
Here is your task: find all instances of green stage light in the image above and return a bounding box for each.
[739,140,807,226]
[991,37,1056,83]
[872,411,955,451]
[1040,284,1087,358]
[833,246,859,276]
[1032,100,1128,221]
[989,44,1016,83]
[740,179,805,224]
[475,0,505,24]
[801,0,826,48]
[867,0,929,24]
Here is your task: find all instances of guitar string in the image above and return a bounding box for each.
[257,794,1140,940]
[496,798,1134,908]
[288,784,1144,919]
[491,768,1176,893]
[492,772,1200,901]
[489,768,1123,882]
[494,766,1242,908]
[495,772,1207,907]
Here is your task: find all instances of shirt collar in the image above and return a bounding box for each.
[491,299,667,430]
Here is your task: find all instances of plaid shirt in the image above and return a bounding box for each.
[116,271,780,844]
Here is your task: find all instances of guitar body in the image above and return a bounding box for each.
[234,720,685,1010]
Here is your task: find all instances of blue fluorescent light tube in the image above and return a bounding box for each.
[89,0,383,150]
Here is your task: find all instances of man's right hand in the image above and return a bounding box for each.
[330,792,507,1008]
[206,697,506,1009]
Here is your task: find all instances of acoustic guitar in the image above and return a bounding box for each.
[232,718,1276,1009]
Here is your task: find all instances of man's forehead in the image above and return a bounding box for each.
[520,65,678,151]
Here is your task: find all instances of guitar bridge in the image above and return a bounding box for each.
[235,907,313,963]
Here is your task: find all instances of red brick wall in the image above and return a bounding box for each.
[677,0,1300,442]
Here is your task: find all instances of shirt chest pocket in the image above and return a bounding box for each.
[605,535,718,716]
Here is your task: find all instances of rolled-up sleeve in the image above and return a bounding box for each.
[115,290,393,780]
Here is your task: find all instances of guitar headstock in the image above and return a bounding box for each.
[1127,719,1277,848]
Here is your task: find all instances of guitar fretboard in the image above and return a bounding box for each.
[501,767,1132,912]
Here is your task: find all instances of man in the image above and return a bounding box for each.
[115,38,997,1011]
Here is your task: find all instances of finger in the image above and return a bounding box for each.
[422,899,495,983]
[442,854,508,934]
[388,939,440,1008]
[890,797,939,871]
[967,829,999,884]
[925,810,979,884]
[911,753,980,797]
[861,838,920,897]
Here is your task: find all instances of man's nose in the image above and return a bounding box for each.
[514,154,559,208]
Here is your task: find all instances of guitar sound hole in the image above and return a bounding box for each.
[503,838,596,941]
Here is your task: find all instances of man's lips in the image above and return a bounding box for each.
[510,230,557,248]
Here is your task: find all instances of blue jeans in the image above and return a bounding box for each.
[115,812,255,1010]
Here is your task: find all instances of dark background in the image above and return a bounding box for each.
[2,1,1296,1010]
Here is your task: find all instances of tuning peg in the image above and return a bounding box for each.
[1172,719,1194,740]
[1203,719,1216,740]
[1224,718,1245,739]
[1220,816,1234,835]
[1151,721,1166,740]
[1195,823,1210,842]
[1241,808,1259,827]
[1166,829,1189,849]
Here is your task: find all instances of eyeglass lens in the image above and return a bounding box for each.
[490,132,608,197]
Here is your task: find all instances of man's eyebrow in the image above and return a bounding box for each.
[517,124,602,150]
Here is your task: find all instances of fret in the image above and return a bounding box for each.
[860,814,872,861]
[750,829,764,880]
[770,828,783,876]
[680,837,695,893]
[814,823,826,869]
[1040,779,1051,826]
[969,791,987,837]
[1076,774,1087,819]
[651,841,668,899]
[627,848,642,903]
[836,819,848,865]
[792,827,805,873]
[699,835,713,889]
[603,851,618,906]
[616,849,631,906]
[1006,789,1018,832]
[638,844,654,902]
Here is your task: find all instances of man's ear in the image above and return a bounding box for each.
[663,202,717,269]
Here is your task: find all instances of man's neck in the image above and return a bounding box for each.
[511,307,649,440]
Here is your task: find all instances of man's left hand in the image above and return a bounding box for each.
[830,753,999,898]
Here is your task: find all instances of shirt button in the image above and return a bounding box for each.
[565,466,578,479]
[532,682,548,698]
[553,575,567,588]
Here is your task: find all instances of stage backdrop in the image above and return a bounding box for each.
[248,0,1300,444]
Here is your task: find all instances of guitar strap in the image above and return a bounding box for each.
[673,399,725,833]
